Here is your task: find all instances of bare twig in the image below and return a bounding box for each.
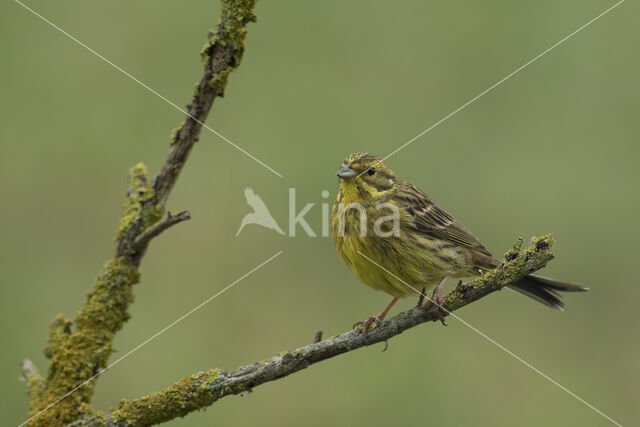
[71,236,556,427]
[133,211,191,250]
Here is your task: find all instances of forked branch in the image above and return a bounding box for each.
[22,1,259,425]
[133,211,192,250]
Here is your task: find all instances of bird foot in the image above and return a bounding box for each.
[353,315,384,339]
[420,290,447,326]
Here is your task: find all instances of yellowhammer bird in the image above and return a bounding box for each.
[331,152,587,336]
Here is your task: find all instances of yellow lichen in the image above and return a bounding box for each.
[444,235,554,311]
[200,0,258,92]
[115,163,159,240]
[31,258,139,425]
[110,369,233,425]
[169,125,182,146]
[25,0,261,423]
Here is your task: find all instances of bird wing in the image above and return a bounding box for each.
[392,183,493,257]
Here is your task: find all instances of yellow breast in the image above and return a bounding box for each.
[331,189,441,298]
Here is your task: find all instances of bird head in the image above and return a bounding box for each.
[336,153,398,200]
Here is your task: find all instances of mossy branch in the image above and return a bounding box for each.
[21,1,259,425]
[71,236,555,427]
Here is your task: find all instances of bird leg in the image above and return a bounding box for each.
[354,297,399,339]
[420,276,448,326]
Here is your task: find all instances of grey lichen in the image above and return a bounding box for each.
[21,359,45,412]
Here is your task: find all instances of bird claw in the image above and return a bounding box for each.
[420,290,447,326]
[433,296,447,326]
[353,316,382,339]
[354,317,390,350]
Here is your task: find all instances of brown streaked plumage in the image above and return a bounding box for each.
[331,152,587,335]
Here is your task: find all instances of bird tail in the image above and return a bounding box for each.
[507,273,588,311]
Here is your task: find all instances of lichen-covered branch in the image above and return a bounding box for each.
[116,0,258,266]
[153,0,257,209]
[22,1,259,425]
[72,236,555,427]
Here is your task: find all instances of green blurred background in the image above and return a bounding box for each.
[1,0,638,425]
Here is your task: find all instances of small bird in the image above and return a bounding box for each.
[331,152,587,336]
[236,187,285,236]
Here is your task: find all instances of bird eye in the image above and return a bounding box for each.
[367,167,376,176]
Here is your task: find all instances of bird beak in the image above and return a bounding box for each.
[336,165,358,179]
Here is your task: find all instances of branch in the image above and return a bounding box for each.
[73,235,555,427]
[132,211,191,250]
[152,1,257,209]
[23,1,259,425]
